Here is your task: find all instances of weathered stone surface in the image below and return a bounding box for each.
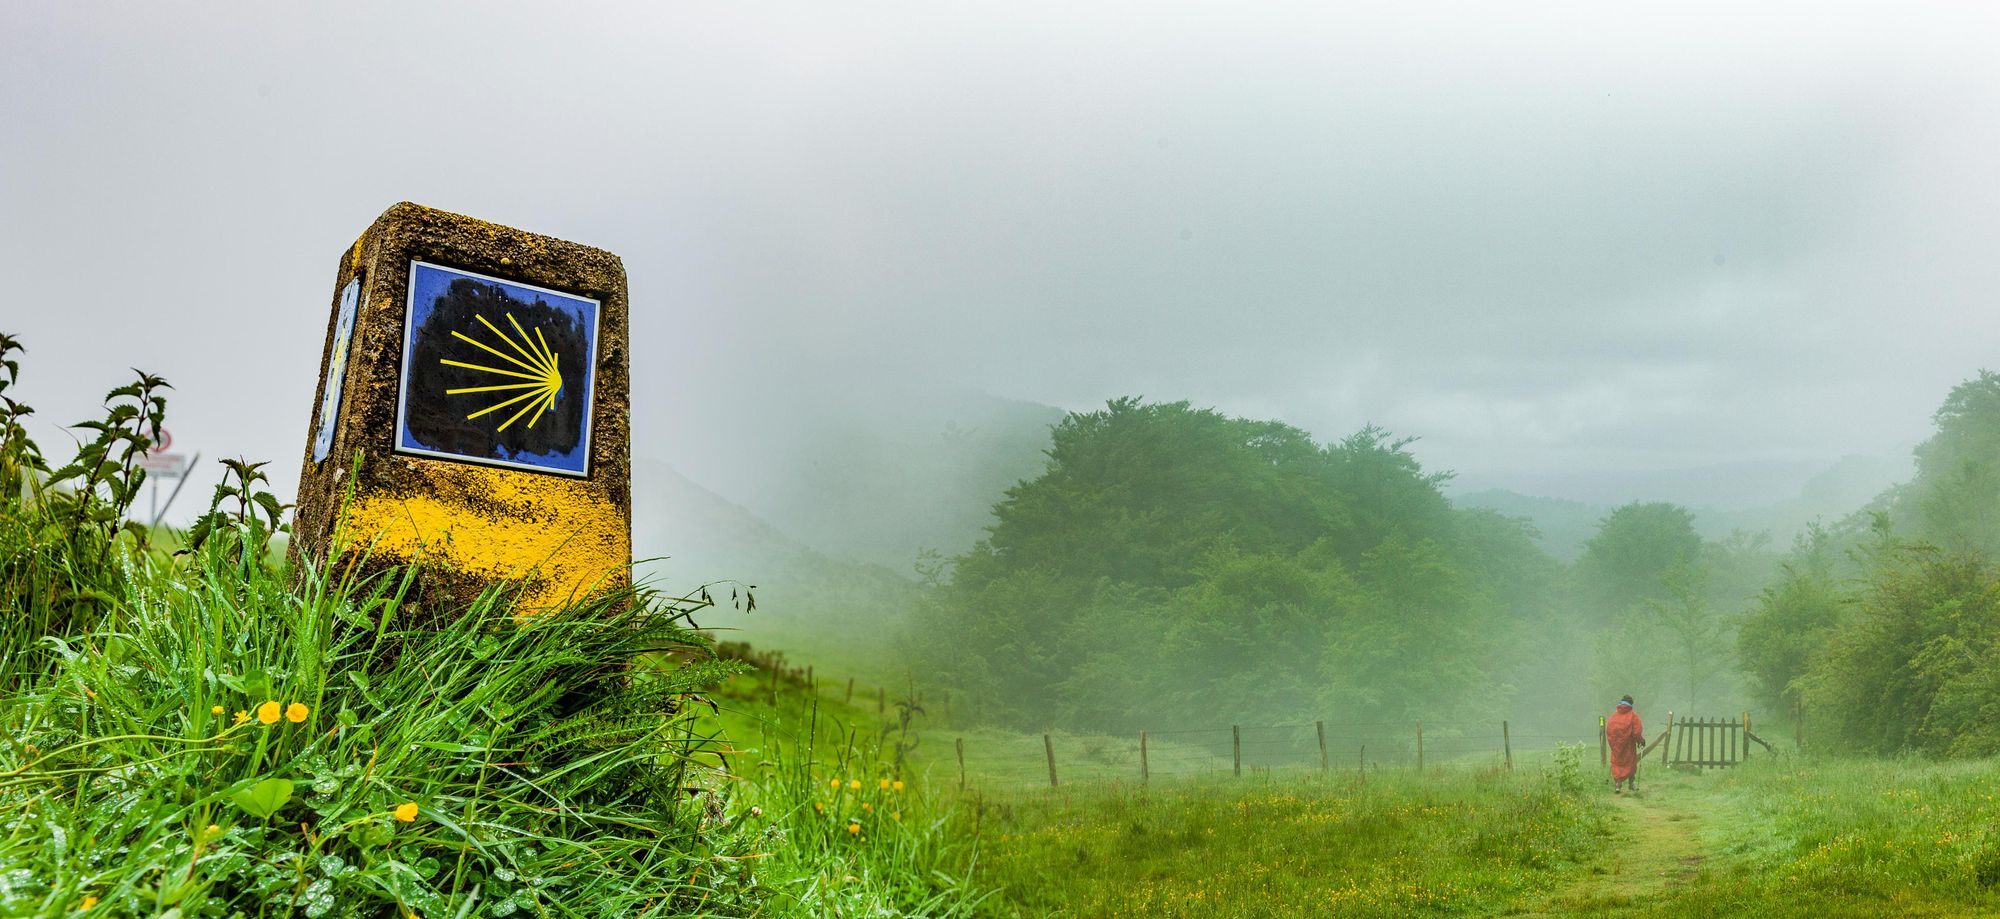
[293,202,630,611]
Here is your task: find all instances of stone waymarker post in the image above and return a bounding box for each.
[293,202,631,611]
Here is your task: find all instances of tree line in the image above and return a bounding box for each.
[911,374,2000,756]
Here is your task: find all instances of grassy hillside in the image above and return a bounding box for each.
[632,458,922,679]
[642,371,1066,573]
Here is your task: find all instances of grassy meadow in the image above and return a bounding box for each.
[13,338,2000,918]
[969,762,1606,918]
[733,641,2000,919]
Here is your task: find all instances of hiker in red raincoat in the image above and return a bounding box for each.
[1606,695,1645,793]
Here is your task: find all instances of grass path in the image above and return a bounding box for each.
[1513,773,1709,916]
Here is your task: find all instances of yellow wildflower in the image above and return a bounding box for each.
[210,705,224,715]
[829,778,840,789]
[256,701,282,725]
[205,823,220,838]
[395,801,419,822]
[233,710,250,725]
[879,778,890,790]
[285,703,309,723]
[79,896,98,911]
[862,802,873,812]
[892,780,904,792]
[847,779,860,791]
[814,802,824,813]
[847,822,860,835]
[891,811,902,821]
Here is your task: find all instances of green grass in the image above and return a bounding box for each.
[1606,757,2000,918]
[0,539,992,917]
[690,665,992,917]
[966,757,1608,918]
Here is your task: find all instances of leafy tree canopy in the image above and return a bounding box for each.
[916,397,1546,730]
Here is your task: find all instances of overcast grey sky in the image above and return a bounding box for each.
[4,2,1996,518]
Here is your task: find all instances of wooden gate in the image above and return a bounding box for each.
[1639,713,1774,769]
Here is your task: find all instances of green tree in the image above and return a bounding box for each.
[918,398,1532,731]
[1644,560,1732,711]
[1735,524,1845,713]
[1575,502,1702,621]
[1801,544,2000,756]
[1908,370,2000,554]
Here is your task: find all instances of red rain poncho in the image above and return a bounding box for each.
[1606,704,1644,781]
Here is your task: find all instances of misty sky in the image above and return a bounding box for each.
[4,2,1997,519]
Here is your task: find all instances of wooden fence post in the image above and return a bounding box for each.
[1661,712,1675,765]
[1140,731,1150,784]
[1502,720,1512,772]
[845,677,854,703]
[956,737,966,790]
[878,686,886,715]
[1233,725,1242,777]
[1358,745,1366,779]
[805,665,813,691]
[1599,716,1607,766]
[1316,721,1328,772]
[1416,721,1424,772]
[1044,734,1058,788]
[1742,711,1751,760]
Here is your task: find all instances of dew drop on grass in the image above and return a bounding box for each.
[312,777,341,795]
[489,898,518,917]
[303,879,334,917]
[494,867,516,882]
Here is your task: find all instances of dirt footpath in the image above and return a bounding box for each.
[1510,774,1708,916]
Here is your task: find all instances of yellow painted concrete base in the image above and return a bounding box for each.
[338,463,629,611]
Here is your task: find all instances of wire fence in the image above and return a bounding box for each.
[939,720,1612,791]
[711,644,1719,792]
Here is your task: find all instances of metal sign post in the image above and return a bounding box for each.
[136,429,190,527]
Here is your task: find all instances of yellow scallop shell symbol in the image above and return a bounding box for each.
[440,313,563,431]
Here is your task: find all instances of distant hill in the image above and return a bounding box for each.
[643,368,1067,572]
[1452,453,1912,560]
[631,460,919,659]
[1450,489,1606,561]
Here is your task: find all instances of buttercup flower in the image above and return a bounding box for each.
[862,803,873,813]
[892,780,904,792]
[847,822,860,835]
[847,779,860,791]
[233,710,250,725]
[79,896,98,911]
[285,703,309,723]
[829,778,840,789]
[395,801,419,822]
[210,705,224,715]
[256,701,282,725]
[879,778,890,790]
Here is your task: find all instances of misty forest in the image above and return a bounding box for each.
[12,5,2000,918]
[891,372,2000,755]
